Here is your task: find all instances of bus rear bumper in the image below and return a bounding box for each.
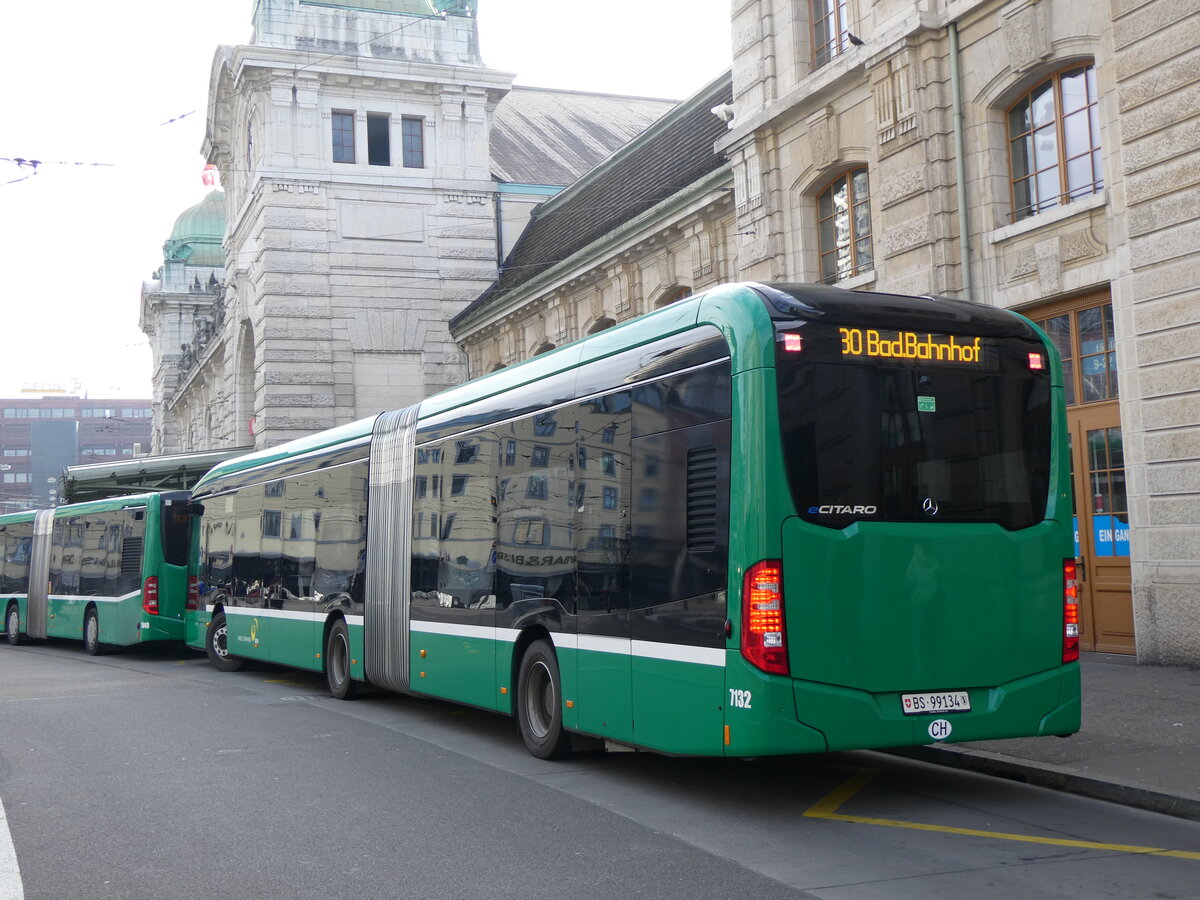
[792,663,1081,752]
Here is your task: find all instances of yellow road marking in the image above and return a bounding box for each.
[804,769,1200,861]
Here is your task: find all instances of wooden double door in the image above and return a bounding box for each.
[1034,292,1134,654]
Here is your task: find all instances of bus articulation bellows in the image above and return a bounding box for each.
[2,491,196,654]
[186,282,1081,758]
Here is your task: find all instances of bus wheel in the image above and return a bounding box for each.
[325,619,357,701]
[5,604,21,646]
[516,639,572,759]
[83,608,102,656]
[205,612,244,673]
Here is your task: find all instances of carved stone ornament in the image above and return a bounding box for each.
[807,107,840,173]
[1001,0,1052,74]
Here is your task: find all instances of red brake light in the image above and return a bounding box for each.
[143,576,159,615]
[783,333,804,352]
[1063,559,1079,663]
[1028,352,1046,370]
[186,576,200,611]
[741,560,789,675]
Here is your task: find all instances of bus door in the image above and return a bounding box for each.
[25,509,54,638]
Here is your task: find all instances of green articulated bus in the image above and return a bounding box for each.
[188,282,1081,758]
[2,491,196,654]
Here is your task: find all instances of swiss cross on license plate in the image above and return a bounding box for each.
[901,691,971,715]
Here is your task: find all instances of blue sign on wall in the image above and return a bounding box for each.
[1076,515,1129,557]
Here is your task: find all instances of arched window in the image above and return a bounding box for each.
[586,317,616,336]
[655,286,691,308]
[1008,65,1102,221]
[816,167,872,284]
[532,342,555,356]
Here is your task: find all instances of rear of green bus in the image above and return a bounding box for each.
[139,492,194,643]
[716,283,1080,756]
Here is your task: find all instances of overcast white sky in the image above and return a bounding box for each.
[0,0,731,400]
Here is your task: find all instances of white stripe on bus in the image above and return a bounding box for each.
[223,607,328,623]
[209,613,724,668]
[217,608,363,627]
[47,591,140,604]
[412,621,724,668]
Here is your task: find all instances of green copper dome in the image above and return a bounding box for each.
[164,190,226,267]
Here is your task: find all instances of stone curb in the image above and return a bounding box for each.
[883,744,1200,824]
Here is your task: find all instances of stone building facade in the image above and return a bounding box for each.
[144,0,673,453]
[453,0,1199,665]
[140,190,228,451]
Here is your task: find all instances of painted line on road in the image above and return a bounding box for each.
[805,769,1200,861]
[0,794,24,900]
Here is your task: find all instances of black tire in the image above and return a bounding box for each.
[516,639,572,759]
[83,607,102,656]
[205,611,245,672]
[5,603,22,646]
[325,619,357,700]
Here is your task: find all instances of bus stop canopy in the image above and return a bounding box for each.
[62,448,250,504]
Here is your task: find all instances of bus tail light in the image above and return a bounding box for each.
[186,576,200,611]
[143,576,159,615]
[1063,559,1080,663]
[742,560,789,675]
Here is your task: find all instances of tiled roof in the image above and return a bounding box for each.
[490,86,677,186]
[460,72,733,328]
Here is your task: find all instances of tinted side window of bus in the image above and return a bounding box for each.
[410,429,499,612]
[0,523,34,594]
[492,414,575,614]
[630,362,732,647]
[49,510,145,597]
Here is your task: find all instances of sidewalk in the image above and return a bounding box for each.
[889,652,1200,822]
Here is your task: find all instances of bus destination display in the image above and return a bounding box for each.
[839,327,984,364]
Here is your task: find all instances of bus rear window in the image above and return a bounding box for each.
[161,501,192,566]
[775,325,1052,530]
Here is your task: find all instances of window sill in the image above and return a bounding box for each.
[987,192,1106,245]
[827,270,876,291]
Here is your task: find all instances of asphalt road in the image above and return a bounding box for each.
[2,640,1198,899]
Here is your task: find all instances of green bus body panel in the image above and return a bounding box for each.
[410,627,500,711]
[222,609,275,665]
[785,519,1069,691]
[185,607,209,651]
[697,284,777,374]
[791,661,1080,751]
[632,655,724,754]
[722,653,829,756]
[189,606,367,681]
[574,642,634,744]
[268,615,320,672]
